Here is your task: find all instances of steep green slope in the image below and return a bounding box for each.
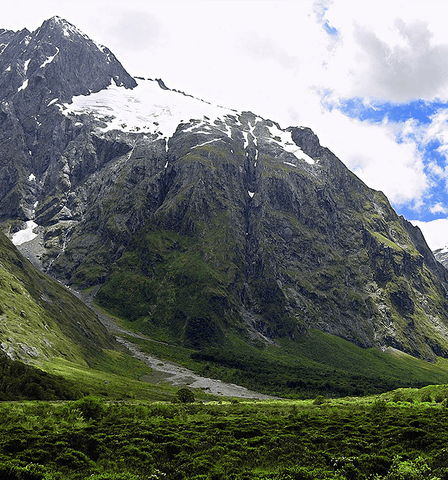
[0,233,115,366]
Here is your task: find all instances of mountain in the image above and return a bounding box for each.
[0,16,136,223]
[2,17,448,390]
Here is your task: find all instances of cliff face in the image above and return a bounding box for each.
[2,18,448,361]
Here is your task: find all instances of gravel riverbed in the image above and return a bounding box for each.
[87,295,275,400]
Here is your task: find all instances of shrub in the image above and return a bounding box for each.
[371,398,388,416]
[0,462,48,480]
[88,475,142,480]
[381,455,440,480]
[72,395,106,420]
[420,392,432,403]
[176,388,195,403]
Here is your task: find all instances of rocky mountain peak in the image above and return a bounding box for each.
[0,16,136,107]
[38,16,85,39]
[2,17,448,366]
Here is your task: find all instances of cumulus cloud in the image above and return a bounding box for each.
[351,19,448,102]
[315,112,429,207]
[430,202,448,215]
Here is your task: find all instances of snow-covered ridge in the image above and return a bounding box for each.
[61,79,236,140]
[61,79,316,165]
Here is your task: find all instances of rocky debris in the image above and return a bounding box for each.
[116,337,275,400]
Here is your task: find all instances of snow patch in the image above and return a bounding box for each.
[18,79,29,92]
[192,138,222,149]
[28,173,36,181]
[243,131,249,149]
[248,191,255,198]
[12,221,38,246]
[23,59,30,72]
[268,125,315,164]
[47,98,59,107]
[40,47,59,68]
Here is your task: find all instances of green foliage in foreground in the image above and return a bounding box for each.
[1,395,448,479]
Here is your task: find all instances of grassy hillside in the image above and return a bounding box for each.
[0,233,116,366]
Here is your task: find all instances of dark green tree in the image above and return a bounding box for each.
[176,388,195,403]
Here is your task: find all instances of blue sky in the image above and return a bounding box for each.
[5,0,448,249]
[325,97,448,222]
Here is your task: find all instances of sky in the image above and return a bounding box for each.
[3,0,448,249]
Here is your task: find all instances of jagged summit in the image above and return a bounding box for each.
[0,16,136,106]
[38,16,89,39]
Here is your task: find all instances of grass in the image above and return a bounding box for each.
[91,305,448,399]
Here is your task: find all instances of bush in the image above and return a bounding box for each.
[72,395,106,420]
[371,398,388,416]
[421,392,433,403]
[381,455,440,480]
[176,388,195,403]
[313,395,326,406]
[0,462,48,480]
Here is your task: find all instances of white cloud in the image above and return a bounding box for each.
[430,203,448,215]
[311,110,429,207]
[349,19,448,101]
[411,218,448,250]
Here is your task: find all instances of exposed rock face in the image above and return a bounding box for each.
[0,16,136,222]
[2,17,448,361]
[435,247,448,270]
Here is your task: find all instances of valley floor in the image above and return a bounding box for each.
[85,290,274,400]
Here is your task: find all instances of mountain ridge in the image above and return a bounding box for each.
[1,17,448,393]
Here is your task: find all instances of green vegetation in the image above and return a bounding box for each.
[93,222,448,398]
[96,227,232,348]
[0,352,85,400]
[112,324,448,399]
[0,233,114,366]
[38,355,216,403]
[2,393,448,479]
